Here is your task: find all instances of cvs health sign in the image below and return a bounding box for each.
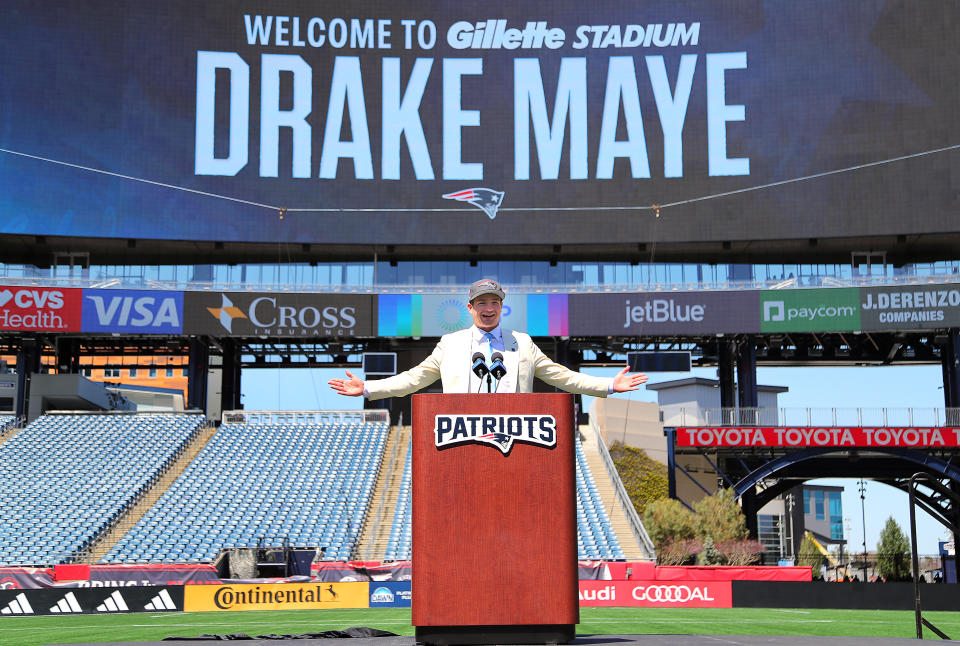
[0,287,81,331]
[81,290,184,334]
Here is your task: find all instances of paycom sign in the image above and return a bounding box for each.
[760,288,859,332]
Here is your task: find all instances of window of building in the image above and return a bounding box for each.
[828,491,843,540]
[165,368,174,378]
[149,368,157,378]
[757,514,783,558]
[803,490,810,515]
[129,368,137,378]
[104,368,120,378]
[81,367,92,377]
[815,490,824,520]
[831,520,844,541]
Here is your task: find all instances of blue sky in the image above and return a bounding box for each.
[242,362,950,556]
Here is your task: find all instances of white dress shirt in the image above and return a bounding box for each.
[469,325,514,393]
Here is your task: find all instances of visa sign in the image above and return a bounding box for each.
[82,290,184,333]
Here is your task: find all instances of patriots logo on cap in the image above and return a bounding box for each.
[442,188,505,220]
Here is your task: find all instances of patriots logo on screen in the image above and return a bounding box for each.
[434,414,556,455]
[442,188,505,220]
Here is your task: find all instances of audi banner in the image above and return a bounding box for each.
[578,580,732,608]
[676,427,960,448]
[182,292,376,337]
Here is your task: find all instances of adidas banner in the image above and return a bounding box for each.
[0,585,183,615]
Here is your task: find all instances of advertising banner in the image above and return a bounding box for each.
[1,1,958,254]
[569,291,759,335]
[578,580,731,608]
[677,427,960,448]
[0,567,55,590]
[0,286,82,332]
[183,582,368,612]
[81,289,184,334]
[377,293,566,337]
[368,581,411,608]
[183,292,375,337]
[859,284,960,331]
[760,288,859,333]
[0,585,183,615]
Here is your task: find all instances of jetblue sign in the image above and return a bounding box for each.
[434,414,556,455]
[81,290,184,334]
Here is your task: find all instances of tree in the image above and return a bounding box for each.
[796,534,824,579]
[643,497,697,551]
[692,487,748,543]
[609,442,669,516]
[644,488,761,566]
[696,537,723,565]
[876,516,911,581]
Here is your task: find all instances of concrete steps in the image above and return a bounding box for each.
[354,425,411,560]
[80,423,218,564]
[578,427,651,560]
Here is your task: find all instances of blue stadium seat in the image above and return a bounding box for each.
[101,419,388,563]
[0,413,205,565]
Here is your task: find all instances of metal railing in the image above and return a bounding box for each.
[661,407,960,428]
[221,409,388,425]
[3,263,960,294]
[589,417,657,559]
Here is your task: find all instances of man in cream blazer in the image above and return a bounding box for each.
[328,279,647,399]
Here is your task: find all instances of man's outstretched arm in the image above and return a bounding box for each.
[328,370,364,397]
[611,365,648,392]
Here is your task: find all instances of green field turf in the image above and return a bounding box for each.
[3,607,960,646]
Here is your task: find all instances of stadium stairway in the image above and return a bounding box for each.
[0,417,21,447]
[353,425,411,560]
[80,423,218,564]
[577,425,655,560]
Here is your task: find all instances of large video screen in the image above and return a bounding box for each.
[0,0,957,248]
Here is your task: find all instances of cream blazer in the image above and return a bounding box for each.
[365,328,611,399]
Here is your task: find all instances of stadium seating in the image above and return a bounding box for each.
[383,437,625,560]
[0,413,205,565]
[0,415,14,431]
[102,420,388,564]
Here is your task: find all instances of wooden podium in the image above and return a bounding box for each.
[411,393,578,645]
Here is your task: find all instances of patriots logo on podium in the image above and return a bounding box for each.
[442,188,505,220]
[434,414,557,455]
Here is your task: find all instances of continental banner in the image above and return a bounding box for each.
[184,582,368,612]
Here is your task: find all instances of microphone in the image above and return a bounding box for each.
[471,352,489,379]
[489,352,507,380]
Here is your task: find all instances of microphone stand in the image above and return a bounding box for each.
[486,374,492,393]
